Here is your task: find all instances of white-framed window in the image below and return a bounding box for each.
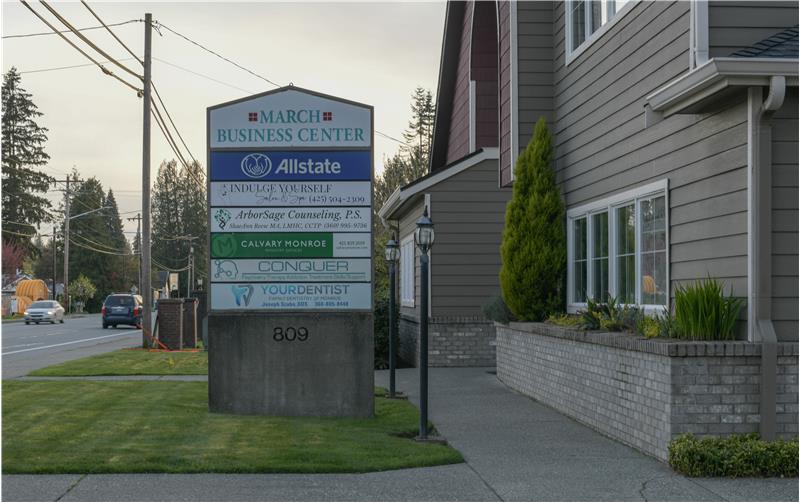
[565,0,633,61]
[567,179,669,314]
[400,234,415,307]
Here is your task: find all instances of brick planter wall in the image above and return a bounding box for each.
[496,322,798,461]
[398,315,496,367]
[156,298,199,350]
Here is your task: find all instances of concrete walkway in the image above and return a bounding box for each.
[3,367,798,501]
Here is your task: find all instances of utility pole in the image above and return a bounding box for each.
[53,177,82,313]
[141,13,153,346]
[52,224,57,301]
[127,213,142,293]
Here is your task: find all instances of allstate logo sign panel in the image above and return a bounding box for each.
[210,151,370,181]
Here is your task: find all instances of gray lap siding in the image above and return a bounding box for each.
[709,1,800,57]
[551,1,751,317]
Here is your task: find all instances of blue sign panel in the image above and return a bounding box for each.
[210,151,371,181]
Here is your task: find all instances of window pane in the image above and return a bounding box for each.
[573,217,588,302]
[591,212,609,301]
[615,204,635,304]
[640,196,667,305]
[571,1,586,50]
[590,0,603,33]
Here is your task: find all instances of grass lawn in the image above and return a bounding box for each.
[28,349,208,376]
[2,381,462,474]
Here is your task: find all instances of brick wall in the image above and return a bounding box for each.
[496,322,799,461]
[156,299,199,350]
[399,315,496,367]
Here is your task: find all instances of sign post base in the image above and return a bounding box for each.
[208,312,374,417]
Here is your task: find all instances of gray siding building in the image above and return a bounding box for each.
[380,1,798,369]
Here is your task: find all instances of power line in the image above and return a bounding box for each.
[39,0,141,81]
[2,19,141,39]
[19,0,142,95]
[153,57,255,94]
[19,58,136,75]
[154,20,281,88]
[152,83,198,165]
[81,1,143,65]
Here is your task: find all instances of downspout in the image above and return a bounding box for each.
[747,75,786,440]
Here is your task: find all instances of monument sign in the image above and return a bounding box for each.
[207,86,374,417]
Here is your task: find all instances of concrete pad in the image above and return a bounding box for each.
[58,465,497,502]
[690,477,800,502]
[1,474,83,502]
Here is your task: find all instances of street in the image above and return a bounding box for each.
[1,314,142,378]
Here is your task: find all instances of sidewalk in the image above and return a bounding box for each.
[3,367,798,501]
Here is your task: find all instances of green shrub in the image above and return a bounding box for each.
[674,278,745,340]
[637,315,661,339]
[373,291,397,369]
[579,296,640,332]
[669,433,799,478]
[500,118,566,321]
[546,313,583,328]
[482,295,516,324]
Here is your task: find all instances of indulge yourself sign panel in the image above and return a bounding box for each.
[208,86,373,312]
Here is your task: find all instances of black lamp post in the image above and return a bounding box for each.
[414,207,435,440]
[384,234,400,398]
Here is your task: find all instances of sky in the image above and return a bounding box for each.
[2,0,446,239]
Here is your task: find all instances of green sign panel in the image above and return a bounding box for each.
[211,232,333,258]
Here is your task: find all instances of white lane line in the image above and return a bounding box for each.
[3,343,43,350]
[2,330,141,356]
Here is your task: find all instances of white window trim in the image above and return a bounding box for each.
[565,0,637,67]
[400,234,415,307]
[567,179,670,315]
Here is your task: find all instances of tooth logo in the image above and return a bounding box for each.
[231,285,254,307]
[241,153,272,178]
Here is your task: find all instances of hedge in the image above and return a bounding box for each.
[668,433,799,478]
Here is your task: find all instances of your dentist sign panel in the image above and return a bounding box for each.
[208,87,372,312]
[207,86,374,418]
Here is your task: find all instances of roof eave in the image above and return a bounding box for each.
[647,58,799,117]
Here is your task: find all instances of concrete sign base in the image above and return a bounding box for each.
[208,312,374,417]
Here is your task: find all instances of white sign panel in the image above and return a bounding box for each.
[210,181,371,207]
[209,89,371,149]
[210,207,371,233]
[210,282,372,310]
[211,258,372,283]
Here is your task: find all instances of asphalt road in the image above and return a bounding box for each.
[1,314,143,378]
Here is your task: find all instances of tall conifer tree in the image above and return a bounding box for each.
[500,118,566,321]
[1,67,52,253]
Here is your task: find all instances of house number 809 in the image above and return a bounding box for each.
[273,327,309,342]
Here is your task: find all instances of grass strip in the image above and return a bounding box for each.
[2,380,462,474]
[28,349,208,376]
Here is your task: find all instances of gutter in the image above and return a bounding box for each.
[646,58,798,118]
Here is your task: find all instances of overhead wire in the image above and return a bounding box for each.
[38,0,142,81]
[80,0,143,65]
[2,19,141,39]
[154,20,281,88]
[18,0,142,95]
[20,58,136,75]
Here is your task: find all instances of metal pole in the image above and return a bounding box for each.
[63,178,70,314]
[141,13,153,346]
[52,224,57,301]
[389,260,397,398]
[419,251,429,439]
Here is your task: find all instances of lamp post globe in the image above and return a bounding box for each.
[414,211,435,253]
[385,237,399,262]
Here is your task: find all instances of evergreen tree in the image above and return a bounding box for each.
[104,190,128,250]
[500,118,566,321]
[152,160,207,293]
[1,67,53,253]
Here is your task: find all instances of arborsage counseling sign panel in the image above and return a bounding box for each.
[210,207,371,233]
[208,87,373,312]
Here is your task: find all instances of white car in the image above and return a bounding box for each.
[24,301,65,325]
